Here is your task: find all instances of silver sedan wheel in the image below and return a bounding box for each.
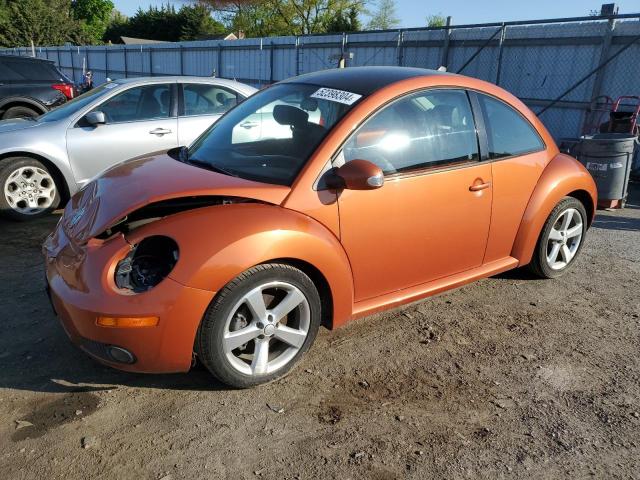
[3,166,56,215]
[546,207,583,270]
[222,281,310,376]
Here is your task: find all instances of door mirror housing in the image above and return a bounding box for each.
[327,159,384,190]
[85,111,106,126]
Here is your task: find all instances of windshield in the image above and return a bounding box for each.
[38,83,114,123]
[187,83,362,186]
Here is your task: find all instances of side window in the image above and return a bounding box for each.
[340,89,479,174]
[96,84,171,123]
[0,59,63,81]
[183,84,238,116]
[478,94,544,159]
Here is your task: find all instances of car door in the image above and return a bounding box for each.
[471,92,548,264]
[335,89,493,302]
[66,82,177,185]
[177,83,241,146]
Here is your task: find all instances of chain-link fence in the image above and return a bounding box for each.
[2,13,640,140]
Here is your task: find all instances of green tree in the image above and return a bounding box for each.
[426,14,447,27]
[326,5,361,32]
[72,0,114,44]
[366,0,399,30]
[103,4,226,43]
[0,0,89,47]
[202,0,367,36]
[178,4,226,40]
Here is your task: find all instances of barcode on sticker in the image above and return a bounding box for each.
[311,87,362,105]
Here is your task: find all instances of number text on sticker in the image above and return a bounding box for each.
[311,87,362,105]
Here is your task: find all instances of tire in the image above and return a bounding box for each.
[2,106,41,120]
[196,264,322,388]
[528,196,588,279]
[0,157,60,221]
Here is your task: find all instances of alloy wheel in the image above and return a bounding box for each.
[222,281,310,376]
[545,207,583,270]
[3,166,56,215]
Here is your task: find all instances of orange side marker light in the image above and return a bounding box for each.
[96,316,159,328]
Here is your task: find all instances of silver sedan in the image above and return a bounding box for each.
[0,76,257,221]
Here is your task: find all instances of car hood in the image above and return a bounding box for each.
[55,153,292,245]
[0,117,47,133]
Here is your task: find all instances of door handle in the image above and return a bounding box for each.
[469,181,491,192]
[149,128,172,136]
[239,121,258,129]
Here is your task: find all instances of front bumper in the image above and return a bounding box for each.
[44,232,215,373]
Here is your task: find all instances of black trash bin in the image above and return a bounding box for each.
[574,133,638,208]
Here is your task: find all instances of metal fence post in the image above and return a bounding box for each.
[105,47,109,79]
[295,36,300,76]
[85,47,90,78]
[495,23,507,85]
[179,45,184,75]
[269,41,275,84]
[69,46,75,82]
[397,29,404,66]
[123,46,128,78]
[217,43,222,77]
[440,16,452,69]
[590,17,617,103]
[148,47,153,76]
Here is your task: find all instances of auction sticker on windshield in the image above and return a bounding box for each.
[311,87,362,105]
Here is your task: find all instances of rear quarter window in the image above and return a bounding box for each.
[0,59,65,82]
[478,93,545,159]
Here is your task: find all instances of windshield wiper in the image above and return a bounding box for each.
[187,158,239,178]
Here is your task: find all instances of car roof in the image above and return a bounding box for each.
[0,54,55,64]
[113,76,255,90]
[280,66,451,96]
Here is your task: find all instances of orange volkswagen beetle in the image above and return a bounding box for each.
[44,67,596,387]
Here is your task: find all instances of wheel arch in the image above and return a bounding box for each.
[0,151,71,205]
[511,154,597,266]
[567,189,595,227]
[0,97,48,117]
[262,257,334,329]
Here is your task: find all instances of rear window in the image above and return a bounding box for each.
[0,58,66,82]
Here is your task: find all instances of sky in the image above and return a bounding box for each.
[112,0,640,28]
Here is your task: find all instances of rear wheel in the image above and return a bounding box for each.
[196,264,321,388]
[0,157,60,221]
[528,197,587,279]
[2,106,41,120]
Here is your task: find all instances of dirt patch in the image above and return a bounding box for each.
[0,186,639,479]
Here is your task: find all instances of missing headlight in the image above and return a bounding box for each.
[115,236,179,293]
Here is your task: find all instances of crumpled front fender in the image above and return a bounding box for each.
[126,202,355,329]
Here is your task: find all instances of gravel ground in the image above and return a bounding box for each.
[0,185,639,480]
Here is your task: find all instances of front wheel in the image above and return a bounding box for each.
[528,197,587,279]
[196,264,321,388]
[0,157,60,221]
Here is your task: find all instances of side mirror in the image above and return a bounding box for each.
[85,111,106,126]
[327,159,384,190]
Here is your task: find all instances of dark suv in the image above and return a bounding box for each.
[0,55,76,120]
